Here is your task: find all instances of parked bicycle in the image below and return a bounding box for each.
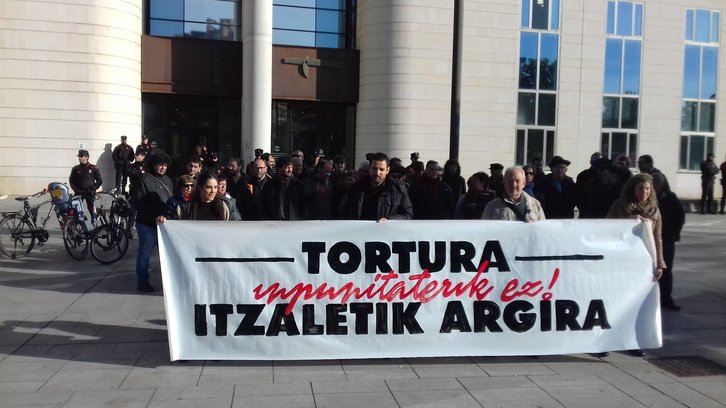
[0,190,57,259]
[89,189,131,264]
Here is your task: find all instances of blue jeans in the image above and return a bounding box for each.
[135,223,158,284]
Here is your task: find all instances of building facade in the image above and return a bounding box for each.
[1,0,724,199]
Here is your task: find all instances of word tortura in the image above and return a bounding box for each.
[193,300,610,337]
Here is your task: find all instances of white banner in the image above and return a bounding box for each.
[158,219,661,360]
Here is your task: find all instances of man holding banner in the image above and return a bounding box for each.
[482,166,545,222]
[344,152,413,221]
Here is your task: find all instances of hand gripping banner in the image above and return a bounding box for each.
[158,219,661,360]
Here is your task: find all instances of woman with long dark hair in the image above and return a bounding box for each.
[182,171,230,221]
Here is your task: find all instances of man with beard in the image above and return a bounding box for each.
[133,152,174,292]
[263,156,303,220]
[240,158,271,220]
[344,152,413,221]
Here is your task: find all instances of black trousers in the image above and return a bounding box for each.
[659,240,676,302]
[701,180,715,213]
[115,167,128,192]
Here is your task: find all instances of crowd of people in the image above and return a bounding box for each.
[72,138,726,330]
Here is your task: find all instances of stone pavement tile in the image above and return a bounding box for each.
[148,399,232,408]
[459,375,538,391]
[312,379,387,394]
[683,378,726,401]
[110,341,170,360]
[543,361,626,376]
[476,361,556,376]
[38,367,132,392]
[342,358,418,380]
[392,389,480,408]
[234,381,312,397]
[197,361,273,386]
[631,395,689,408]
[119,364,202,389]
[541,383,629,400]
[385,378,463,392]
[273,360,346,383]
[232,394,315,408]
[0,361,65,382]
[93,326,158,343]
[316,391,398,408]
[649,382,726,408]
[25,320,102,345]
[466,384,552,403]
[527,374,607,388]
[62,359,137,370]
[65,388,155,405]
[152,385,234,400]
[482,400,565,408]
[0,391,72,406]
[0,380,43,393]
[63,403,148,408]
[407,357,486,378]
[556,397,645,408]
[0,328,36,346]
[46,343,118,361]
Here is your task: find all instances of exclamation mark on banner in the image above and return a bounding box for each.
[541,268,560,301]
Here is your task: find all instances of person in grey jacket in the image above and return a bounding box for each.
[482,167,545,222]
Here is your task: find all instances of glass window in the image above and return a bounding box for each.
[621,97,638,128]
[516,129,526,164]
[611,132,628,158]
[690,135,706,169]
[531,0,550,30]
[274,5,315,31]
[519,32,538,89]
[275,0,316,6]
[622,40,641,95]
[699,102,716,132]
[538,93,556,126]
[186,0,238,24]
[150,0,184,20]
[679,136,688,169]
[316,9,344,33]
[607,2,615,35]
[546,131,555,163]
[517,93,537,125]
[550,0,560,30]
[681,101,698,131]
[316,33,344,48]
[539,34,558,90]
[528,129,545,162]
[150,20,184,37]
[521,0,531,28]
[634,4,643,36]
[712,12,720,43]
[686,9,694,41]
[316,0,345,10]
[602,97,620,128]
[682,45,700,99]
[273,29,316,47]
[616,2,633,36]
[604,39,623,94]
[695,9,711,43]
[628,133,638,160]
[701,47,718,99]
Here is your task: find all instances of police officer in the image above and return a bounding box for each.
[112,135,134,193]
[69,149,103,223]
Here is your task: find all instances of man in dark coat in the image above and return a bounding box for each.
[112,135,134,193]
[652,173,685,311]
[263,156,304,220]
[575,152,603,203]
[345,152,413,221]
[132,152,174,292]
[700,152,719,214]
[540,155,577,219]
[69,149,103,223]
[578,161,622,219]
[410,160,455,219]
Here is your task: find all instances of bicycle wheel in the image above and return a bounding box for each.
[62,218,88,260]
[90,224,129,264]
[0,215,35,259]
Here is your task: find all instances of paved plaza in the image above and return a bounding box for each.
[0,196,725,407]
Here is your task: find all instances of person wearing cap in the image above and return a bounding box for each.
[69,149,103,224]
[112,135,134,193]
[540,155,577,219]
[136,135,151,157]
[133,152,174,292]
[488,163,505,199]
[125,147,147,237]
[482,166,545,222]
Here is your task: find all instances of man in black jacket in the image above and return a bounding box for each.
[69,149,102,224]
[345,152,413,221]
[540,155,577,219]
[132,152,174,292]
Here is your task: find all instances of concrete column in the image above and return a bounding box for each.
[242,0,273,160]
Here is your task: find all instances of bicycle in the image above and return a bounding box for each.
[0,191,57,259]
[88,190,131,264]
